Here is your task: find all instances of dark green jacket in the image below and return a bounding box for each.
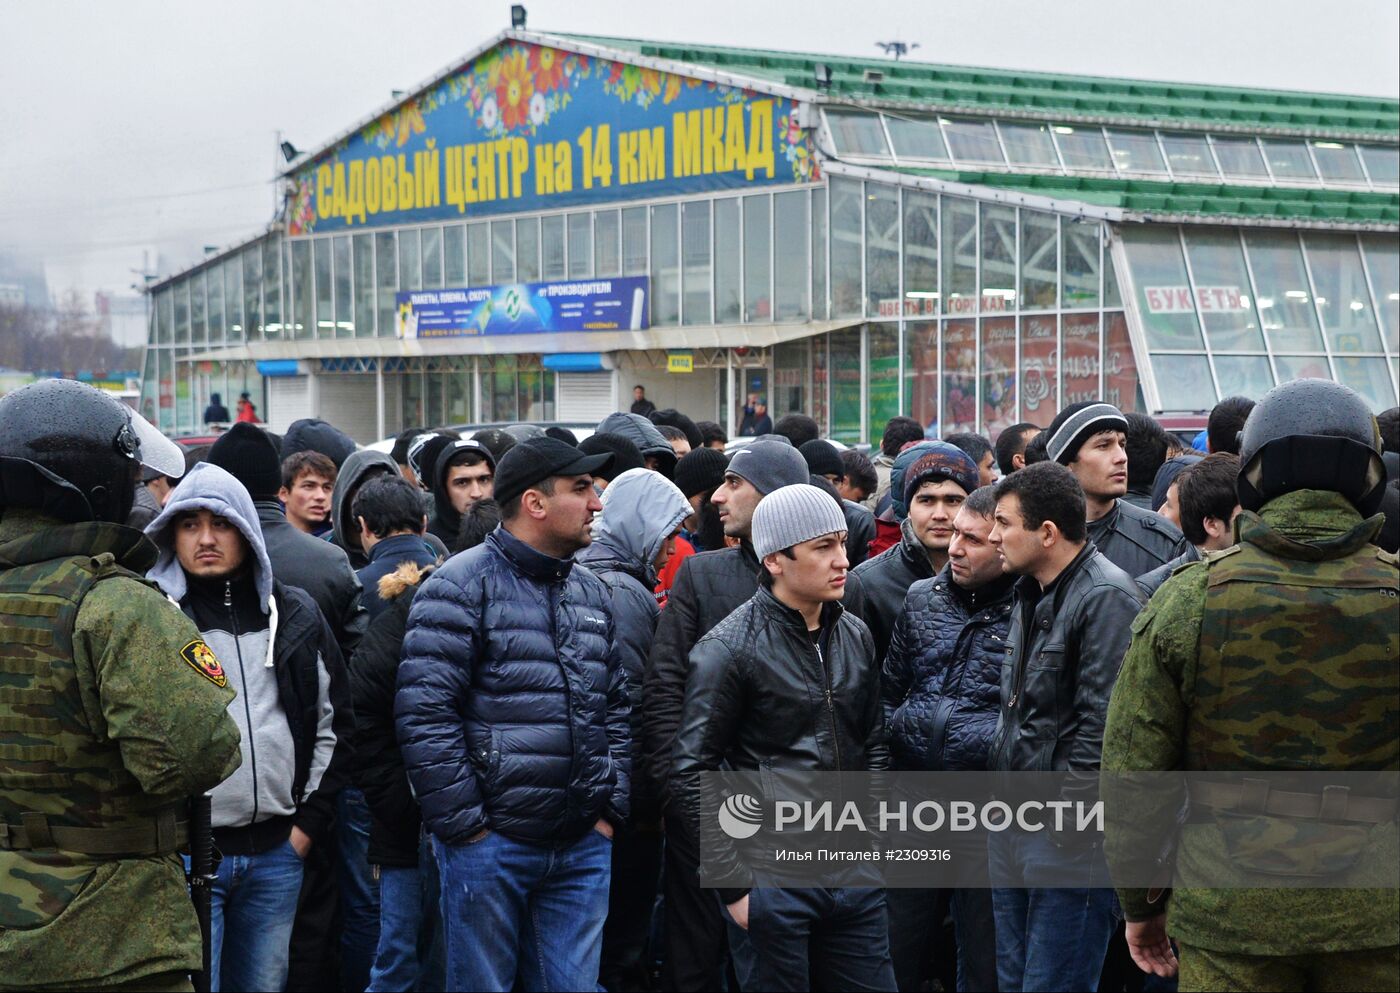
[1104,490,1399,956]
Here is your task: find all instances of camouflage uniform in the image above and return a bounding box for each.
[1103,489,1399,992]
[0,509,242,991]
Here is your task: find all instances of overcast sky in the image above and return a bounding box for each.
[2,0,1396,301]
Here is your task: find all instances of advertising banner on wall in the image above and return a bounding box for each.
[288,41,819,235]
[395,276,649,338]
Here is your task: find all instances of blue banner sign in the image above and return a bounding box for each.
[288,41,817,234]
[395,276,649,338]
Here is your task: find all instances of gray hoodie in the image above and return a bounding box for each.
[145,463,305,831]
[596,412,677,477]
[576,468,691,819]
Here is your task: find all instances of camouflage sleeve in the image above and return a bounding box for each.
[73,577,242,800]
[1102,563,1206,921]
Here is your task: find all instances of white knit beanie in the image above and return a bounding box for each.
[751,484,849,560]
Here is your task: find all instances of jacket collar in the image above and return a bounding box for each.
[367,532,431,565]
[0,508,157,572]
[937,562,1017,613]
[1013,540,1095,605]
[898,516,937,577]
[1239,490,1383,562]
[577,535,653,587]
[255,500,289,525]
[490,525,574,583]
[753,584,842,638]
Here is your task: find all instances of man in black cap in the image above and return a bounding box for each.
[395,437,631,991]
[801,439,875,567]
[1043,401,1190,579]
[579,433,647,492]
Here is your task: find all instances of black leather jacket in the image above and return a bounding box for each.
[989,544,1143,776]
[673,587,887,899]
[643,541,762,810]
[1086,498,1192,580]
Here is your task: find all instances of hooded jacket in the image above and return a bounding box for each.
[596,412,677,478]
[146,463,353,852]
[395,526,631,845]
[350,561,434,867]
[576,469,691,821]
[327,449,447,573]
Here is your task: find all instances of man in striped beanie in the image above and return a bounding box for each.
[1043,401,1191,580]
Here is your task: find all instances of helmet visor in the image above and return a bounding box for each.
[124,407,187,479]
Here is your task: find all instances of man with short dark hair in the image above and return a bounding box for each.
[1044,401,1191,578]
[945,432,997,487]
[280,451,337,536]
[1022,430,1048,466]
[838,448,878,504]
[994,422,1041,476]
[631,385,657,419]
[353,474,436,618]
[773,412,821,449]
[696,420,728,450]
[881,485,1013,993]
[426,440,495,544]
[986,462,1142,993]
[1123,412,1170,509]
[1206,395,1255,455]
[396,437,629,991]
[656,423,692,459]
[1137,453,1241,597]
[868,416,927,511]
[673,483,895,992]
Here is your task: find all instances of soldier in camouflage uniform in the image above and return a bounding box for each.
[1103,378,1399,992]
[0,380,243,992]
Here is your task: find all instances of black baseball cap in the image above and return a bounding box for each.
[493,437,613,507]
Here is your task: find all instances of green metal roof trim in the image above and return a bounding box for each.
[560,34,1399,140]
[890,167,1400,224]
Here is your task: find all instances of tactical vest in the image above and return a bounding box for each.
[1193,537,1399,772]
[0,551,177,851]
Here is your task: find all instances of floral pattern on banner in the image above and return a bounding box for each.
[288,180,315,236]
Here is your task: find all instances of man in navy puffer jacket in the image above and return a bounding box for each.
[395,437,630,993]
[881,484,1015,993]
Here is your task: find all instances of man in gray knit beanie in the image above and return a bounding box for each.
[673,482,895,989]
[751,483,850,562]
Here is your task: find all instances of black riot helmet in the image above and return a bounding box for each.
[0,379,186,524]
[1236,378,1386,516]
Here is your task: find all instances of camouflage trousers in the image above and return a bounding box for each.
[1179,943,1399,992]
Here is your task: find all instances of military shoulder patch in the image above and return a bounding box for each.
[180,640,228,688]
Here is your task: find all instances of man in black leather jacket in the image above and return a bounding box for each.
[673,483,895,992]
[1044,401,1191,579]
[643,436,810,991]
[986,462,1143,993]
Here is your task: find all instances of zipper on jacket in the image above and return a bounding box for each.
[814,640,843,771]
[227,579,260,825]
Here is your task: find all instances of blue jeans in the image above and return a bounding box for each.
[434,828,612,992]
[730,886,896,992]
[369,832,445,992]
[339,788,382,992]
[210,838,306,993]
[988,828,1120,993]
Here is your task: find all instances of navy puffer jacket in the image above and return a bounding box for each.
[395,526,631,845]
[882,565,1016,771]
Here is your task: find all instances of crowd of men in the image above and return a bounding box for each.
[1,377,1397,993]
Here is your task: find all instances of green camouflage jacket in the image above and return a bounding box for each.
[0,508,242,990]
[1103,490,1399,956]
